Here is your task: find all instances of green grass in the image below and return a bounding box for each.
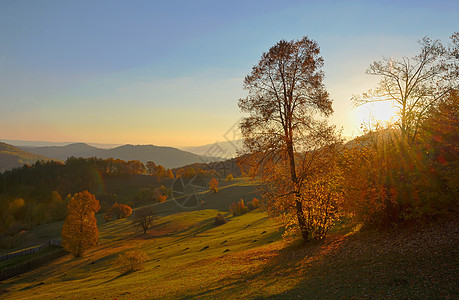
[0,179,457,299]
[0,209,281,299]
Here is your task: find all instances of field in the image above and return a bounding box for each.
[0,179,457,299]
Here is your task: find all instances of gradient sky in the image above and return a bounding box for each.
[0,0,457,147]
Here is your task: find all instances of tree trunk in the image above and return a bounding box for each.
[286,138,310,243]
[295,197,309,242]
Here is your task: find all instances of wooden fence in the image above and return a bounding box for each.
[0,239,61,261]
[0,248,68,281]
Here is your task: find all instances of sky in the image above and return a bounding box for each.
[0,0,457,147]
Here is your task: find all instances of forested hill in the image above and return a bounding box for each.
[20,143,104,161]
[20,143,220,169]
[0,142,54,173]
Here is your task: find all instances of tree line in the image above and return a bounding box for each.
[0,157,175,195]
[0,156,174,248]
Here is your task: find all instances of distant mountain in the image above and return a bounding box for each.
[102,145,219,169]
[20,143,222,169]
[1,139,121,149]
[0,142,54,173]
[20,143,105,161]
[181,140,243,158]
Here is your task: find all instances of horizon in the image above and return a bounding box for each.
[1,0,457,147]
[0,137,245,150]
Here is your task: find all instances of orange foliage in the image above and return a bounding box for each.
[209,177,219,193]
[154,185,169,203]
[230,199,248,216]
[226,174,233,181]
[117,250,148,273]
[61,191,100,257]
[340,121,451,226]
[247,198,260,211]
[237,37,342,242]
[104,202,132,222]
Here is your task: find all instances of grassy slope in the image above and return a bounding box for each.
[0,180,457,299]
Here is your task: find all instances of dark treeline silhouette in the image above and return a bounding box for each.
[0,157,174,248]
[173,157,242,179]
[0,157,174,196]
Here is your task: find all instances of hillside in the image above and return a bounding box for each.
[0,142,54,173]
[20,143,104,161]
[0,190,456,298]
[0,139,120,148]
[181,139,243,158]
[103,144,215,169]
[20,143,222,169]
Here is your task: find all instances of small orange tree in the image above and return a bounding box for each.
[61,191,100,257]
[154,185,169,203]
[209,177,219,193]
[230,199,248,216]
[104,202,132,221]
[117,250,148,273]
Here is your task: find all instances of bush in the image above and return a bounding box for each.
[214,213,227,226]
[153,185,170,203]
[247,198,260,211]
[117,250,148,273]
[230,199,248,216]
[226,174,233,182]
[209,177,219,193]
[104,203,132,222]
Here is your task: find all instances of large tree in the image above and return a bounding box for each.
[61,191,100,257]
[238,37,341,242]
[352,34,458,143]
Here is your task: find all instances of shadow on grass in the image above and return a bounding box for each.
[18,281,45,291]
[183,233,349,299]
[187,214,459,299]
[102,271,130,284]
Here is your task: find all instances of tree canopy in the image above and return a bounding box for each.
[239,36,342,242]
[352,34,459,143]
[61,191,100,257]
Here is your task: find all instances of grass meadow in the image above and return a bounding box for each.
[0,179,457,299]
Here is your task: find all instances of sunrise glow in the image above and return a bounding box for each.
[356,101,399,126]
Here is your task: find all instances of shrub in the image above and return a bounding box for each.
[104,203,132,222]
[226,174,233,182]
[153,185,170,203]
[230,199,248,216]
[214,213,227,226]
[209,177,219,193]
[247,198,260,211]
[117,250,148,273]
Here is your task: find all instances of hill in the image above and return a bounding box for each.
[0,139,120,148]
[20,143,104,161]
[20,143,222,169]
[0,198,456,298]
[181,139,243,158]
[103,144,215,169]
[0,142,54,173]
